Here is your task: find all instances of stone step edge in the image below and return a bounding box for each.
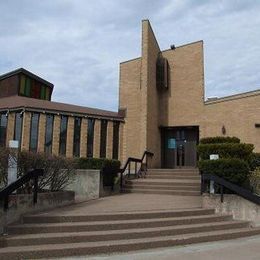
[3,221,249,247]
[7,215,233,234]
[22,208,214,223]
[122,188,201,196]
[0,228,260,259]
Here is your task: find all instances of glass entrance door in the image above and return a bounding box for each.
[162,127,199,168]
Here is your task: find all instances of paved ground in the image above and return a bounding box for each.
[33,193,203,216]
[52,235,260,260]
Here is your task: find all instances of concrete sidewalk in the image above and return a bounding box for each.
[59,235,260,260]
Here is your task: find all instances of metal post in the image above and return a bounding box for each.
[120,171,123,192]
[128,162,131,178]
[201,175,204,195]
[33,176,38,204]
[220,185,224,203]
[4,196,9,211]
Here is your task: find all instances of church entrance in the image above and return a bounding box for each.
[161,126,199,168]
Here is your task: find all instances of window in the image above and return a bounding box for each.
[100,120,107,158]
[45,114,54,155]
[29,113,39,152]
[59,115,68,156]
[0,113,7,147]
[73,117,81,157]
[87,118,95,158]
[156,56,169,90]
[14,112,23,148]
[19,74,51,101]
[112,122,120,159]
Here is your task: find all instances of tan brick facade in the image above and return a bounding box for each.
[119,20,260,168]
[52,115,61,155]
[6,113,15,146]
[66,116,74,157]
[21,112,31,151]
[80,118,88,157]
[37,113,46,153]
[106,121,113,159]
[93,119,101,158]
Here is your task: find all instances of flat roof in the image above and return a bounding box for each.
[205,89,260,105]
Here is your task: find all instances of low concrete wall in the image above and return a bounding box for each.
[66,169,100,202]
[202,193,260,226]
[0,191,74,233]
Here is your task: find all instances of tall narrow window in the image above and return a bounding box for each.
[87,118,95,158]
[45,114,54,155]
[112,122,120,159]
[100,120,107,158]
[14,112,23,148]
[29,113,39,152]
[0,113,7,147]
[73,117,81,157]
[59,115,68,156]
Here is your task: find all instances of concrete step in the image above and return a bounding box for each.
[124,184,200,191]
[123,188,201,196]
[1,227,260,259]
[126,179,201,186]
[7,214,232,235]
[146,175,200,180]
[3,221,249,247]
[147,173,200,178]
[148,169,199,174]
[22,208,215,224]
[148,171,199,176]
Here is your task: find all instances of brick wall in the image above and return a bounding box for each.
[21,112,31,151]
[6,113,15,146]
[93,119,101,158]
[80,118,88,157]
[106,121,113,159]
[52,115,61,155]
[37,113,46,152]
[66,116,74,157]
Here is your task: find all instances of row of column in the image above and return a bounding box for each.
[6,111,123,160]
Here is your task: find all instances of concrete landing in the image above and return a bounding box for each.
[31,193,203,216]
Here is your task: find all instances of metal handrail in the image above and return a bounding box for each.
[120,151,154,190]
[201,173,260,205]
[0,169,44,211]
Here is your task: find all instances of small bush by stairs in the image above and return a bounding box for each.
[123,168,201,196]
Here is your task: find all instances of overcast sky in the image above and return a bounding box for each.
[0,0,260,111]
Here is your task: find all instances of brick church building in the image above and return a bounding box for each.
[0,20,259,168]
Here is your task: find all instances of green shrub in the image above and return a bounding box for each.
[197,143,254,160]
[198,158,249,185]
[248,153,260,171]
[200,136,240,144]
[75,157,121,187]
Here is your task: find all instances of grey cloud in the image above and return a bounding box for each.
[0,0,259,111]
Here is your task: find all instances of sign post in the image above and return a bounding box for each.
[209,154,219,194]
[7,140,19,185]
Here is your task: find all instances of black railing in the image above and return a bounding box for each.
[0,169,44,211]
[120,151,154,190]
[201,174,260,205]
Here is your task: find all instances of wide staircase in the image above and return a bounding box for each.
[0,168,260,259]
[123,168,201,196]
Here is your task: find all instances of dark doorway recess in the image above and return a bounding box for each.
[161,126,199,168]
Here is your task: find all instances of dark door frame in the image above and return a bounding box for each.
[160,125,200,168]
